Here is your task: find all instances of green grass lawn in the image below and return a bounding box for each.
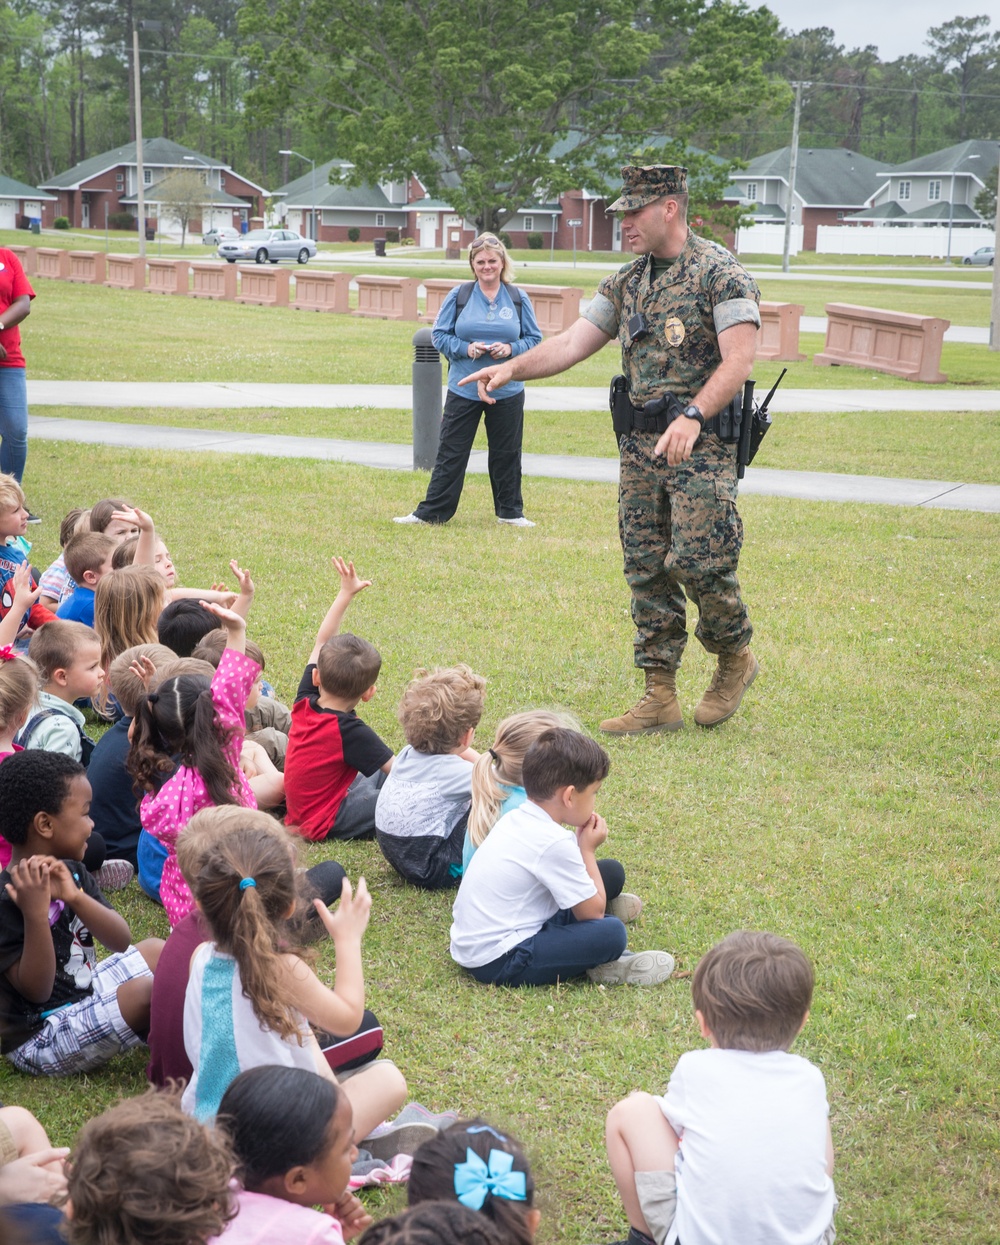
[33,404,1000,486]
[2,444,998,1245]
[21,280,1000,388]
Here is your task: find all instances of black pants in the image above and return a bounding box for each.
[414,390,526,522]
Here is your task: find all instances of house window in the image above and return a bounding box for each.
[928,179,942,201]
[745,181,758,202]
[219,175,225,191]
[898,179,911,201]
[837,211,844,220]
[375,213,385,227]
[523,215,534,231]
[116,174,124,187]
[143,168,152,185]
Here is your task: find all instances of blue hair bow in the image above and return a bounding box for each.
[454,1147,527,1211]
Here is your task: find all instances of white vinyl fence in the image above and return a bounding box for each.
[735,224,802,255]
[815,224,994,258]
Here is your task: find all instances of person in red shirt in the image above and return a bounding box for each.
[284,556,394,842]
[0,249,35,502]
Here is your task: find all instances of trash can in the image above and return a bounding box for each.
[145,227,155,241]
[29,219,40,235]
[240,219,248,235]
[374,237,386,257]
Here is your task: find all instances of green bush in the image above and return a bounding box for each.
[347,227,361,242]
[108,212,136,231]
[53,217,70,230]
[527,231,544,249]
[499,231,513,248]
[385,228,400,243]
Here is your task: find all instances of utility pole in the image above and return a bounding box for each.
[782,81,802,275]
[133,25,146,259]
[991,157,1000,351]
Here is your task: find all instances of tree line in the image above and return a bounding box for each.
[0,1,997,232]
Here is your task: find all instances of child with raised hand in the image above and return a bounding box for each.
[129,601,260,928]
[408,1119,539,1245]
[451,727,672,987]
[182,822,407,1141]
[0,749,163,1076]
[375,665,484,889]
[284,557,394,843]
[604,930,836,1245]
[64,1090,236,1245]
[213,1065,370,1245]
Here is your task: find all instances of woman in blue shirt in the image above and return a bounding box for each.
[395,233,542,527]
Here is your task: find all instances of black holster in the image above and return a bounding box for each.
[609,376,686,436]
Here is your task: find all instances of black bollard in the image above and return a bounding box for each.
[411,328,443,471]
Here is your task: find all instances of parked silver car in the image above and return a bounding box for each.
[217,229,317,264]
[202,225,241,246]
[962,246,994,266]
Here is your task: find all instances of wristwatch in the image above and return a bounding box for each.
[682,404,705,429]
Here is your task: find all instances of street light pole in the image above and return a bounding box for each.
[782,81,803,275]
[279,149,316,240]
[132,20,162,259]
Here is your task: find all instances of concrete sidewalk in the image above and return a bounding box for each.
[29,413,1000,513]
[25,379,1000,414]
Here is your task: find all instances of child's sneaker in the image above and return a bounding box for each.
[587,950,675,986]
[360,1119,439,1160]
[607,892,642,923]
[94,860,135,892]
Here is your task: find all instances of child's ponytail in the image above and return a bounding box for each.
[467,710,573,849]
[193,827,301,1041]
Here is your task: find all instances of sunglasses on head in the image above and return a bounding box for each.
[471,234,502,250]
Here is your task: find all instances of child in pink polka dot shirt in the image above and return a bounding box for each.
[128,602,259,928]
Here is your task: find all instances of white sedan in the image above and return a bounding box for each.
[962,246,994,266]
[218,229,318,264]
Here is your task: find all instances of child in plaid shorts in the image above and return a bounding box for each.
[0,750,162,1075]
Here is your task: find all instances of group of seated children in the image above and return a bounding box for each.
[0,470,837,1244]
[2,930,836,1245]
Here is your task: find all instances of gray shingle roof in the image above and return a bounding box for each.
[735,146,882,207]
[39,138,266,194]
[884,139,999,179]
[0,174,57,201]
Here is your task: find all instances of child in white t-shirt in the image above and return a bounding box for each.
[605,930,837,1245]
[375,664,485,889]
[450,727,673,987]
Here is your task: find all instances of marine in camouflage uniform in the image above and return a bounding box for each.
[585,167,761,731]
[460,165,762,731]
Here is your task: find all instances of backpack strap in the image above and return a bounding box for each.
[454,281,524,334]
[15,707,94,767]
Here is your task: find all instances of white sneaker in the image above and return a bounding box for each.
[393,513,427,524]
[586,950,675,986]
[497,516,535,527]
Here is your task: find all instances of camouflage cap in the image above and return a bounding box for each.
[606,165,688,214]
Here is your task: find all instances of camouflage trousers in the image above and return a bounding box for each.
[618,429,753,670]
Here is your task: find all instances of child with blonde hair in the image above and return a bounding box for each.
[465,709,571,872]
[20,620,103,764]
[93,564,167,717]
[182,822,408,1144]
[375,664,485,889]
[0,649,39,869]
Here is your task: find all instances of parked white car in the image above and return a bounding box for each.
[202,225,241,246]
[217,229,318,264]
[962,246,994,266]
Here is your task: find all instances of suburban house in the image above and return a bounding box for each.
[273,159,409,242]
[0,174,58,230]
[38,138,266,236]
[729,146,883,250]
[855,139,998,226]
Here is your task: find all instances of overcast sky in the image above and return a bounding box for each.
[760,0,991,61]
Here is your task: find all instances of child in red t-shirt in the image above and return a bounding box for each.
[284,557,393,843]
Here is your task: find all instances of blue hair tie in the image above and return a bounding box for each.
[239,877,256,891]
[454,1147,526,1211]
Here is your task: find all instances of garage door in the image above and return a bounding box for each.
[0,200,16,229]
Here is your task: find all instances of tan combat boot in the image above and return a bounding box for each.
[693,647,759,728]
[600,669,684,735]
